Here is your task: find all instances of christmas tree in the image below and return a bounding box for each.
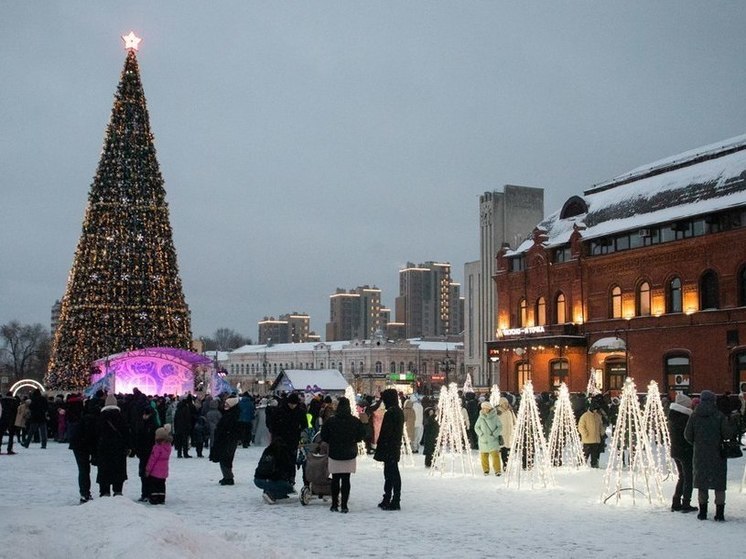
[46,33,191,391]
[602,378,663,505]
[547,383,585,469]
[642,381,675,477]
[430,383,475,476]
[505,380,553,489]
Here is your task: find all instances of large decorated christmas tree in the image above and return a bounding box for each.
[46,33,191,391]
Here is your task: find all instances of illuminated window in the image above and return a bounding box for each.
[605,358,626,390]
[665,354,691,393]
[550,359,568,388]
[536,297,547,326]
[516,361,532,391]
[610,285,622,318]
[637,281,651,316]
[555,293,567,324]
[518,298,528,327]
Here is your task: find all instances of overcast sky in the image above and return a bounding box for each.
[2,2,745,341]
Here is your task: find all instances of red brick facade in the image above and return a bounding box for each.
[488,203,746,397]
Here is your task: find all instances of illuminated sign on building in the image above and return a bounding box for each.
[497,326,546,337]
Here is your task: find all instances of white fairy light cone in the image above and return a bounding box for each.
[489,384,501,408]
[505,380,553,489]
[430,383,475,476]
[548,383,585,469]
[642,381,675,478]
[586,371,601,397]
[463,373,474,394]
[602,377,664,505]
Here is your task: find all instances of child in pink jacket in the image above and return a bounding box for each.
[145,425,173,504]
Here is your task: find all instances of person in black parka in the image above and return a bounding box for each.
[68,396,99,503]
[267,393,307,485]
[668,393,696,513]
[209,397,240,485]
[374,388,405,510]
[94,394,131,497]
[684,389,736,521]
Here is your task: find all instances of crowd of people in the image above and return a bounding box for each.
[1,385,744,519]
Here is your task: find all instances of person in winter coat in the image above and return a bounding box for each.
[133,405,160,501]
[22,389,48,449]
[374,389,404,510]
[210,397,241,485]
[421,407,439,467]
[253,438,296,504]
[145,425,173,504]
[94,394,131,497]
[192,415,208,458]
[238,392,256,448]
[684,389,737,521]
[0,392,19,454]
[578,402,604,468]
[69,398,99,503]
[173,396,196,458]
[668,393,697,512]
[267,393,307,485]
[403,399,416,452]
[474,402,503,475]
[205,398,222,447]
[15,397,30,444]
[496,397,516,467]
[463,393,480,449]
[411,397,424,453]
[320,396,366,513]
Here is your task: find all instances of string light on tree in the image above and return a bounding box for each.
[586,370,601,397]
[430,383,475,476]
[462,373,474,395]
[344,386,367,456]
[547,382,585,469]
[505,380,553,489]
[46,34,191,390]
[602,377,664,505]
[642,381,675,477]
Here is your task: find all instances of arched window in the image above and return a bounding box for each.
[375,361,383,373]
[399,362,405,373]
[421,361,428,375]
[516,361,532,391]
[408,361,415,372]
[667,277,682,313]
[555,293,567,324]
[240,363,244,374]
[665,353,691,393]
[519,298,528,327]
[739,266,746,307]
[700,269,719,310]
[610,285,622,318]
[535,297,547,326]
[390,361,396,374]
[637,281,651,316]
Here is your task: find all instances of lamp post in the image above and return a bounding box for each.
[489,355,499,387]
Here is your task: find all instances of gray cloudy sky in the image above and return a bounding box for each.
[2,1,745,340]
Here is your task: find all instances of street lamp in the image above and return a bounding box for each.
[489,355,499,386]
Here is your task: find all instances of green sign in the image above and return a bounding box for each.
[388,372,416,382]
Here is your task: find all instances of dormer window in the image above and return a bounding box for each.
[560,196,588,219]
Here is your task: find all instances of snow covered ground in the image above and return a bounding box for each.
[2,442,745,559]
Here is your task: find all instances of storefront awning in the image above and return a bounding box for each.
[588,336,626,354]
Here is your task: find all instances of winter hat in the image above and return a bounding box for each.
[287,393,300,405]
[155,424,172,441]
[481,401,493,411]
[675,393,693,409]
[699,390,716,404]
[104,394,117,407]
[224,397,239,409]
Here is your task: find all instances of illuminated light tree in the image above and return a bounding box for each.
[46,33,191,391]
[430,383,475,476]
[586,370,601,397]
[462,373,474,395]
[547,383,585,469]
[602,378,664,505]
[642,381,675,477]
[489,384,501,408]
[505,380,553,489]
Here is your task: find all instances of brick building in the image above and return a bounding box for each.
[487,134,746,396]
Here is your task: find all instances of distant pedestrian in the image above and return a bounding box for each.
[474,401,503,475]
[0,392,19,454]
[94,394,131,497]
[210,397,240,485]
[22,389,48,449]
[421,407,439,468]
[578,401,604,468]
[668,393,696,513]
[145,425,173,504]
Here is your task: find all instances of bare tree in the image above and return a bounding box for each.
[0,321,51,381]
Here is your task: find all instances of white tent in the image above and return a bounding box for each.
[272,369,349,394]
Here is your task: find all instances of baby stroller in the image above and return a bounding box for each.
[299,433,332,505]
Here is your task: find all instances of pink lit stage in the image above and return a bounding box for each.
[90,347,212,395]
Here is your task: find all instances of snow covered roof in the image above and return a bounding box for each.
[274,369,349,392]
[509,134,746,254]
[230,338,461,354]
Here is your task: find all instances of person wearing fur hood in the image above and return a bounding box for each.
[668,393,696,513]
[496,397,516,467]
[474,402,503,475]
[94,394,131,497]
